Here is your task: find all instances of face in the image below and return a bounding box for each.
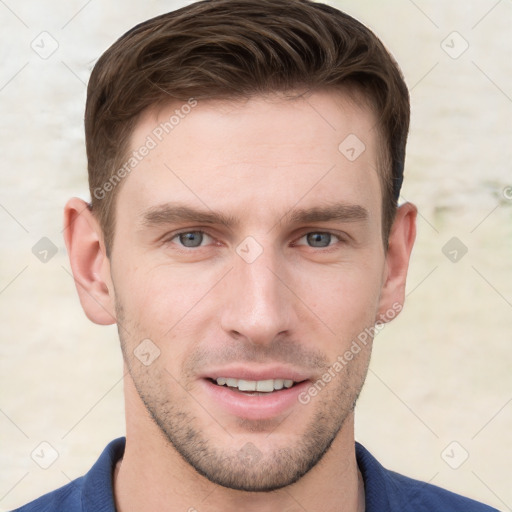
[108,91,390,491]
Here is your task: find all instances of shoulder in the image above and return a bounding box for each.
[383,468,499,511]
[355,442,499,512]
[10,477,84,512]
[9,437,125,512]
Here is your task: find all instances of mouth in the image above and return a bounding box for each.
[200,370,312,420]
[207,377,304,396]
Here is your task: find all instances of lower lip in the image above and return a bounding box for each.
[200,379,310,420]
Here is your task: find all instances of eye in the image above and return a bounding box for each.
[295,232,341,248]
[170,231,213,248]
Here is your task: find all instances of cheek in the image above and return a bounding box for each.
[112,239,385,351]
[113,259,223,339]
[297,262,383,337]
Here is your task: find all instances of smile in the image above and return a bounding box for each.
[213,377,298,393]
[201,374,311,420]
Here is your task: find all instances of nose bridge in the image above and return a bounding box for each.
[220,241,293,343]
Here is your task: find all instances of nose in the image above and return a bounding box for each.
[219,243,297,346]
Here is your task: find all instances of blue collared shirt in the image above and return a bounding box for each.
[11,437,498,511]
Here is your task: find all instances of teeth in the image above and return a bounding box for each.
[238,379,256,391]
[274,379,284,390]
[256,379,274,392]
[215,377,298,392]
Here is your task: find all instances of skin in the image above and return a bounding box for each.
[64,90,416,512]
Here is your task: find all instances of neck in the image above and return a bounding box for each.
[113,377,365,512]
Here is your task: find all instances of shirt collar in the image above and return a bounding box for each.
[81,437,385,511]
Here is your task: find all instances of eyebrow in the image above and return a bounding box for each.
[141,204,239,229]
[284,203,368,225]
[140,202,369,230]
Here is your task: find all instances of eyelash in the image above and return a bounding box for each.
[165,230,345,250]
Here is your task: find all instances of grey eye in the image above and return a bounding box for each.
[178,231,204,247]
[306,232,332,247]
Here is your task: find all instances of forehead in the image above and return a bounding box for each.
[118,90,382,227]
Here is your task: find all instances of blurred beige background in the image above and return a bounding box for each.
[0,1,511,510]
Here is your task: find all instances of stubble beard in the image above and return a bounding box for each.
[116,304,372,492]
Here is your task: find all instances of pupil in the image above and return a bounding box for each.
[307,232,331,247]
[180,232,203,247]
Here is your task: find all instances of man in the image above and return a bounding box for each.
[13,0,498,510]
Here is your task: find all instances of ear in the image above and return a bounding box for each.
[63,197,117,325]
[376,202,417,322]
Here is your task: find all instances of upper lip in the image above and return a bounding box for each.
[200,365,312,382]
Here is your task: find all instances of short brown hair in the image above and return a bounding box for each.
[85,0,409,255]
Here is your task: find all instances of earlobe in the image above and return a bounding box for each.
[377,202,417,322]
[63,197,117,325]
